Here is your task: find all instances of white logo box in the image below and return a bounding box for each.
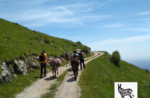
[114,82,138,98]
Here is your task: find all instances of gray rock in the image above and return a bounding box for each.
[1,62,9,71]
[14,74,17,78]
[8,64,15,74]
[1,70,11,77]
[0,62,14,84]
[31,62,39,68]
[39,40,44,43]
[1,70,12,83]
[76,49,81,53]
[14,59,27,75]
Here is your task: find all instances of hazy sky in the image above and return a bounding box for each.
[0,0,150,61]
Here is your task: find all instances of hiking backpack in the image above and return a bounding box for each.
[65,53,69,58]
[40,53,45,61]
[79,52,83,59]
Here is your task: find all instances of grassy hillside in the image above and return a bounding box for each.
[79,52,150,98]
[0,18,90,62]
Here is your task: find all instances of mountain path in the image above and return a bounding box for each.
[15,52,103,98]
[54,52,104,98]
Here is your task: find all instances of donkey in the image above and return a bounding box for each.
[49,59,61,79]
[118,84,134,98]
[71,57,79,81]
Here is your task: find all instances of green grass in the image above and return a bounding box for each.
[0,18,90,62]
[78,52,150,98]
[41,84,58,98]
[0,61,66,98]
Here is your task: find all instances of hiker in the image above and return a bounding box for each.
[79,50,85,70]
[39,49,48,78]
[65,51,70,67]
[71,50,79,60]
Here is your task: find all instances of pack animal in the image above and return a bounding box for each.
[71,59,79,81]
[118,84,134,98]
[49,59,61,79]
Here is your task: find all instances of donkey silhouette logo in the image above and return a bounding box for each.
[118,84,134,98]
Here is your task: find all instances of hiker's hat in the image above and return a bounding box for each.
[42,49,45,53]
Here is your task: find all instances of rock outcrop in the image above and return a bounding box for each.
[0,62,13,84]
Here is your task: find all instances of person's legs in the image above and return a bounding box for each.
[80,60,82,70]
[43,63,46,76]
[40,63,44,78]
[66,59,68,67]
[83,59,85,69]
[66,58,70,66]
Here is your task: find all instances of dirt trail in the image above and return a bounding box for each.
[15,52,103,98]
[54,52,104,98]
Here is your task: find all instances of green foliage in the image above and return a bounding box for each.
[110,50,121,66]
[79,53,150,98]
[76,41,82,45]
[75,41,91,53]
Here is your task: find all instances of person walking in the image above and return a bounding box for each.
[65,51,70,67]
[71,50,79,59]
[39,49,48,78]
[71,50,79,71]
[79,50,85,70]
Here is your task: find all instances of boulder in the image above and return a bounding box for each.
[76,49,81,53]
[1,70,12,83]
[1,62,9,71]
[8,64,15,74]
[31,62,39,68]
[0,62,14,84]
[14,60,28,75]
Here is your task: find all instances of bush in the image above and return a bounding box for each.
[110,51,121,66]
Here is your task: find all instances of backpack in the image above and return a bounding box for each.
[79,52,83,59]
[65,53,69,58]
[40,53,45,61]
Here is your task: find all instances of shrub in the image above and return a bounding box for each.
[110,50,121,66]
[76,41,82,45]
